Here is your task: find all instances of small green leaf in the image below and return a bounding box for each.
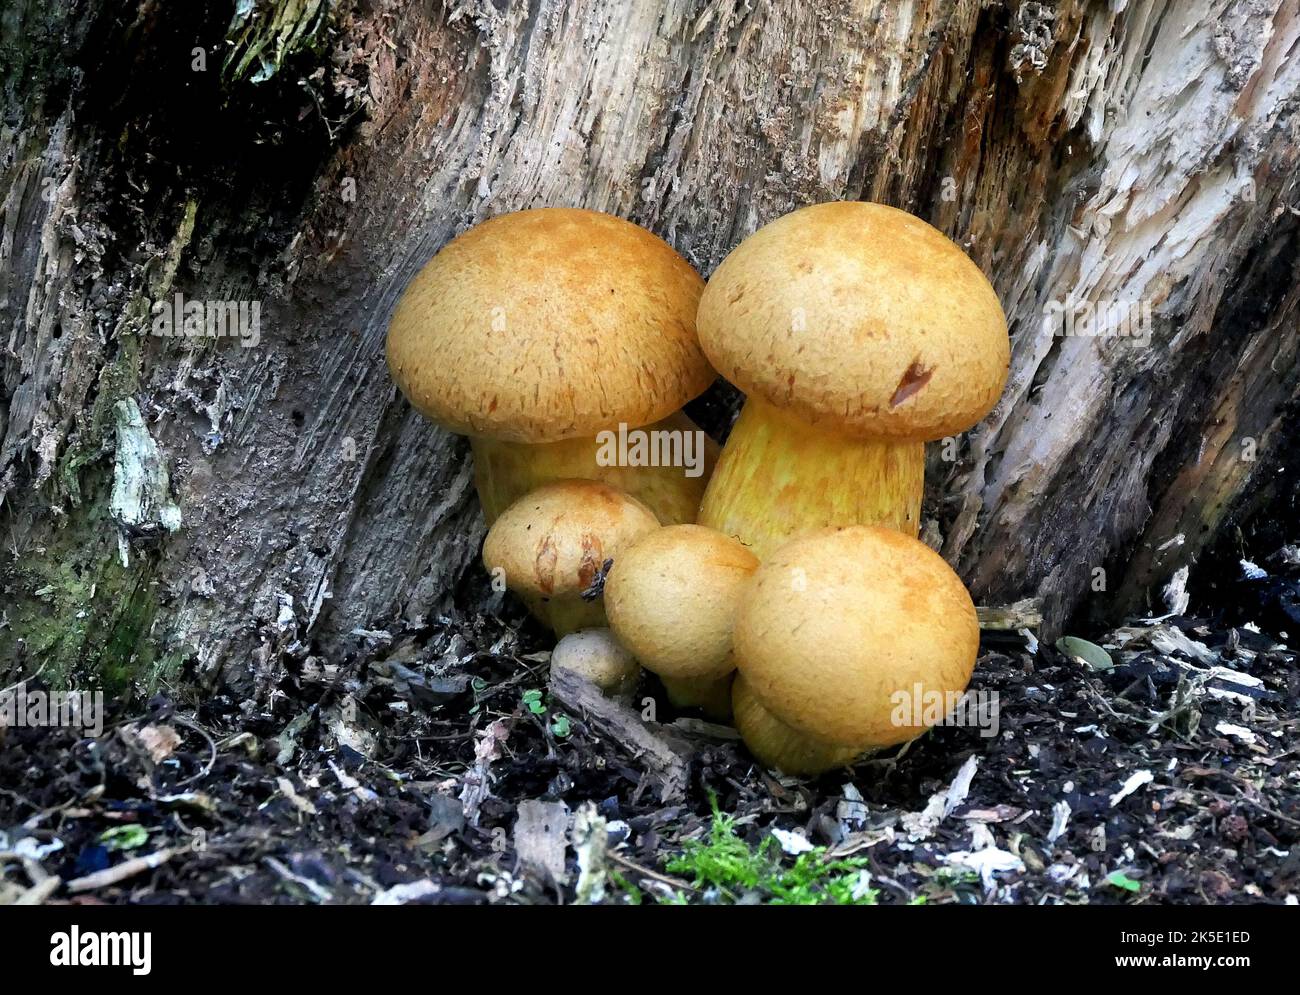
[550,714,572,738]
[522,689,546,715]
[100,825,149,852]
[1106,870,1142,893]
[1056,636,1114,672]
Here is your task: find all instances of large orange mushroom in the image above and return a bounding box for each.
[387,207,717,526]
[732,525,981,775]
[696,202,1008,557]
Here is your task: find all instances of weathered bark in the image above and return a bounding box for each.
[1,0,1297,694]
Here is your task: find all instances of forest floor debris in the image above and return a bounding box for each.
[2,572,1299,905]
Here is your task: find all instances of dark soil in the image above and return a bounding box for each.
[3,568,1299,905]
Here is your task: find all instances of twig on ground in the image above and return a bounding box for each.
[66,847,178,893]
[605,849,698,893]
[172,714,218,786]
[549,666,691,802]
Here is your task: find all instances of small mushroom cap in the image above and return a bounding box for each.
[387,208,715,444]
[605,525,758,681]
[734,525,979,748]
[551,628,641,698]
[697,202,1008,442]
[482,480,660,600]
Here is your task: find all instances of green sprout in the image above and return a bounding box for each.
[661,803,878,905]
[1106,870,1142,893]
[100,825,150,852]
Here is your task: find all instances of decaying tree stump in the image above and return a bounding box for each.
[1,0,1297,692]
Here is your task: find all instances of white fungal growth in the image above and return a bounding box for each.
[109,398,182,567]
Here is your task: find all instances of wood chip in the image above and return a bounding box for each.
[549,667,691,802]
[514,799,570,886]
[136,723,182,763]
[66,848,177,893]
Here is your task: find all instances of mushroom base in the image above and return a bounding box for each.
[697,398,923,559]
[472,412,719,527]
[660,672,734,721]
[732,674,869,775]
[523,595,609,639]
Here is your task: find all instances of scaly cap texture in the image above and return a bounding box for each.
[387,208,714,443]
[605,524,759,681]
[698,202,1008,442]
[482,480,660,600]
[734,525,979,748]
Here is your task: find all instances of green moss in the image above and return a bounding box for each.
[149,647,191,690]
[660,802,879,906]
[606,869,644,906]
[95,568,161,692]
[0,460,168,698]
[7,191,197,694]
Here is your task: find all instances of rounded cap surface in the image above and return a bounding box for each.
[387,208,714,443]
[605,525,759,681]
[482,480,660,600]
[732,673,866,775]
[733,525,979,748]
[697,202,1008,441]
[551,628,640,698]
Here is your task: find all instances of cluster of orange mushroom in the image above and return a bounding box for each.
[385,202,1009,775]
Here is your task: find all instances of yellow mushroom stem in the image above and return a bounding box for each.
[698,397,923,559]
[520,594,607,639]
[732,674,869,776]
[660,673,735,722]
[472,411,719,527]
